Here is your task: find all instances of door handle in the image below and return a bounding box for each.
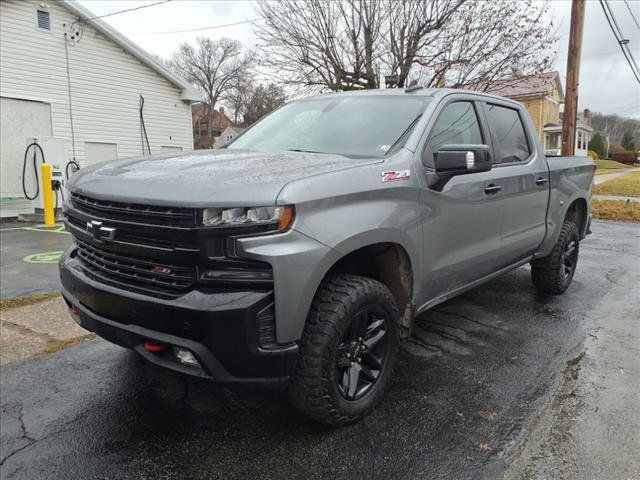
[535,176,549,186]
[484,184,502,194]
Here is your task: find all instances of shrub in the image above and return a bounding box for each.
[588,133,606,158]
[612,151,636,165]
[587,150,598,161]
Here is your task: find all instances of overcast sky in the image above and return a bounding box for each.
[79,0,640,118]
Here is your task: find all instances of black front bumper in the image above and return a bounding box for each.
[60,247,298,384]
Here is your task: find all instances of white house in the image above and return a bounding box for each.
[213,126,246,148]
[543,109,594,157]
[0,0,199,217]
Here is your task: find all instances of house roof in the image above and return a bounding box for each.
[486,71,564,102]
[191,103,232,126]
[60,1,200,102]
[227,126,246,135]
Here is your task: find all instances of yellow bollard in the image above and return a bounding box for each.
[40,163,55,225]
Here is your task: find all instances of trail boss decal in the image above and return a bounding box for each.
[381,170,411,182]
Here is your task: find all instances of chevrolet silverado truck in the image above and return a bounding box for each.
[59,88,594,426]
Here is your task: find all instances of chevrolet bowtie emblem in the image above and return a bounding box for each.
[86,220,116,242]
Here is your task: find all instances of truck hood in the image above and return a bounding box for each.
[68,149,379,206]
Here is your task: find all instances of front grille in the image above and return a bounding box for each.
[66,212,198,251]
[76,239,196,291]
[71,192,197,227]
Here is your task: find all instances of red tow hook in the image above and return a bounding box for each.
[144,340,167,353]
[71,307,79,316]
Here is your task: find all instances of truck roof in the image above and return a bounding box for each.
[301,87,522,107]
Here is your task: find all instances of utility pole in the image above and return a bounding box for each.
[561,0,586,156]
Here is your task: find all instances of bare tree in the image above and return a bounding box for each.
[255,0,556,92]
[169,37,253,136]
[255,0,389,91]
[224,76,254,124]
[415,0,557,91]
[383,0,463,88]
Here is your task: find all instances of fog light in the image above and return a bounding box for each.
[173,347,199,366]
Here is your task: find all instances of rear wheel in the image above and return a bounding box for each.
[289,274,399,426]
[531,220,580,294]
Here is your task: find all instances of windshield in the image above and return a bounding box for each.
[228,95,431,158]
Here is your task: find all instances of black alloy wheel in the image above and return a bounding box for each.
[531,220,580,295]
[562,238,578,281]
[289,274,399,426]
[335,307,389,401]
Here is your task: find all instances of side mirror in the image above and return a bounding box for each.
[433,144,492,176]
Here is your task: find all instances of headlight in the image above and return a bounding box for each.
[202,205,295,232]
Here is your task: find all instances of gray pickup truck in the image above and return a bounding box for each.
[59,88,594,426]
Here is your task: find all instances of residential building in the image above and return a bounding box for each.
[487,71,592,156]
[0,0,198,217]
[544,109,594,156]
[191,103,233,149]
[213,126,246,148]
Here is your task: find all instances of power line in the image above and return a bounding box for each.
[599,0,640,85]
[623,0,640,31]
[83,0,171,22]
[127,18,259,35]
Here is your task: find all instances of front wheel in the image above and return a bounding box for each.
[289,274,399,426]
[531,220,580,295]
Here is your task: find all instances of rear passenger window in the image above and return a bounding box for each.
[485,104,531,163]
[429,101,483,153]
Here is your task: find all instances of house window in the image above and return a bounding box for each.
[36,9,51,31]
[577,132,583,150]
[226,134,233,142]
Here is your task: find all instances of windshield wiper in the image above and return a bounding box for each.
[385,114,423,155]
[286,149,328,154]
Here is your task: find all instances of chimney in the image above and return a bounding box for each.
[219,106,225,115]
[583,108,592,126]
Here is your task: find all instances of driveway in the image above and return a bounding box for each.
[0,223,71,299]
[0,220,638,479]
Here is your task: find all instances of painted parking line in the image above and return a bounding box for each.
[23,251,64,264]
[22,224,70,235]
[2,224,70,234]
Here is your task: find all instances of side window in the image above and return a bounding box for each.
[429,101,483,153]
[485,104,531,163]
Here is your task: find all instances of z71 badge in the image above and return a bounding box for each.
[381,170,411,182]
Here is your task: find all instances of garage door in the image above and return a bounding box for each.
[84,142,117,166]
[0,97,52,198]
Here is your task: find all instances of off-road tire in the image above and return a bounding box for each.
[531,220,580,295]
[289,274,399,426]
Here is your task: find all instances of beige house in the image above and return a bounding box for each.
[488,71,592,156]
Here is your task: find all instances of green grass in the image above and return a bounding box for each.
[591,199,640,222]
[0,291,61,311]
[593,171,640,197]
[595,158,632,175]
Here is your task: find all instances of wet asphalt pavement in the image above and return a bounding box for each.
[0,223,71,298]
[1,220,638,480]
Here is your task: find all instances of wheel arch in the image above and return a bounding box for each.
[320,240,415,337]
[564,197,589,237]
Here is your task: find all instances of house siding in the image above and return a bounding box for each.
[0,0,193,200]
[520,94,561,143]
